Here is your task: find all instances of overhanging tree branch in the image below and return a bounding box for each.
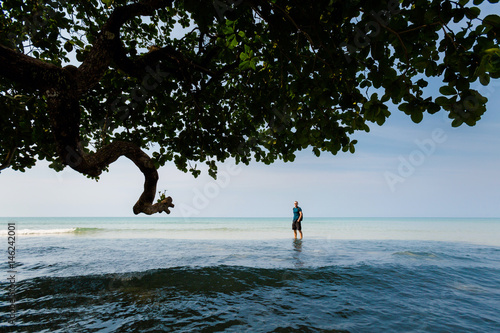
[0,44,66,90]
[0,0,178,215]
[70,140,174,215]
[76,0,175,92]
[0,147,17,172]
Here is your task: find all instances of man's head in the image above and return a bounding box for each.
[294,201,298,207]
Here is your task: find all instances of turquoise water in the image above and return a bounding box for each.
[3,217,500,245]
[1,217,500,332]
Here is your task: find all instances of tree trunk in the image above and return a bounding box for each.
[45,88,174,215]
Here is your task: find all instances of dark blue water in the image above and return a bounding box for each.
[2,235,500,332]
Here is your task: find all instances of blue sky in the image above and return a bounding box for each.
[1,4,499,218]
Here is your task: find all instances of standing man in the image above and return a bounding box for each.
[292,201,303,239]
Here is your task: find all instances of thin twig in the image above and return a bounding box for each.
[0,147,17,172]
[399,22,441,34]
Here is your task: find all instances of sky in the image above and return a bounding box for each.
[1,4,500,218]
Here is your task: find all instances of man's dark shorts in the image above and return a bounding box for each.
[292,219,301,231]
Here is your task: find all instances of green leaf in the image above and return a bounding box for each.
[479,73,490,85]
[249,58,257,70]
[436,96,452,107]
[439,85,457,96]
[451,118,464,127]
[239,60,250,70]
[410,110,424,123]
[228,35,238,49]
[428,102,441,114]
[240,52,249,61]
[102,0,113,8]
[64,41,73,52]
[398,103,409,112]
[464,7,481,19]
[483,14,500,27]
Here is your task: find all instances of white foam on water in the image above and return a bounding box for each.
[0,228,77,235]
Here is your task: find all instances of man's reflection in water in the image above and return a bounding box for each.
[292,239,304,268]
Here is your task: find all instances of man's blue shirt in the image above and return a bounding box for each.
[293,207,302,221]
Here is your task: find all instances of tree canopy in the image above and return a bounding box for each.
[1,0,499,214]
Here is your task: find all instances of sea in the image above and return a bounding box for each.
[1,217,499,332]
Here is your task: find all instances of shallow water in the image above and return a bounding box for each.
[1,217,500,332]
